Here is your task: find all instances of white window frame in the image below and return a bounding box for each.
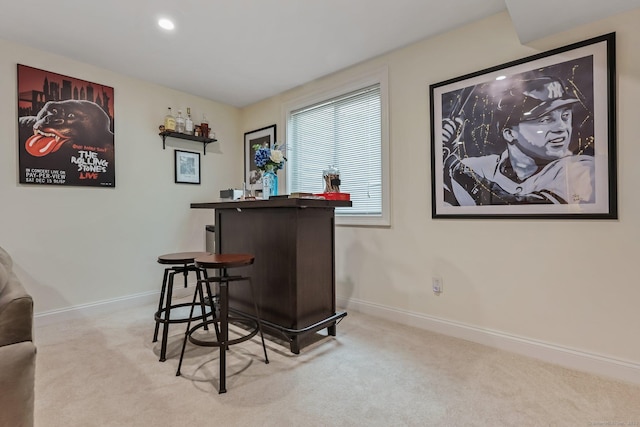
[281,66,390,227]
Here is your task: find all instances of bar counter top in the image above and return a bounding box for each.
[191,197,352,210]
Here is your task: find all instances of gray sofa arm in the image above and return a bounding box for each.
[0,341,36,427]
[0,277,33,348]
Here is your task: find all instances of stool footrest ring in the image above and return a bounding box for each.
[154,302,213,324]
[199,275,248,284]
[187,317,259,347]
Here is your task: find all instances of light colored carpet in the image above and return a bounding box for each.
[34,298,640,426]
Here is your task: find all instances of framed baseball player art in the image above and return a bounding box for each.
[430,33,616,219]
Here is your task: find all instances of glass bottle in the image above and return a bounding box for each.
[323,165,340,193]
[200,114,209,138]
[175,110,186,133]
[163,107,176,132]
[185,108,194,135]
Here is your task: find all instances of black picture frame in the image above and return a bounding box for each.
[430,33,616,219]
[174,149,200,184]
[244,124,276,191]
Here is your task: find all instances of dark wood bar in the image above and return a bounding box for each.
[191,197,351,353]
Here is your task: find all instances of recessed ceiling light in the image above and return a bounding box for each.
[158,18,175,30]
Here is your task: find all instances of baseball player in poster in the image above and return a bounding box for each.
[442,76,595,206]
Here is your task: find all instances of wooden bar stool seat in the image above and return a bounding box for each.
[176,253,269,393]
[153,251,214,362]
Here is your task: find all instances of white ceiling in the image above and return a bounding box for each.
[1,0,638,108]
[508,0,640,44]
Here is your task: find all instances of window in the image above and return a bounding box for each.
[284,68,389,226]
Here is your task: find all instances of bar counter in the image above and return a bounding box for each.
[191,197,351,353]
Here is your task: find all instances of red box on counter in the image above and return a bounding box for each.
[315,192,350,200]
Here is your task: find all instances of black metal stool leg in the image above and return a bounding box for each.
[160,271,176,362]
[177,265,210,331]
[182,263,189,288]
[159,270,176,362]
[176,280,202,376]
[198,284,209,332]
[203,279,221,341]
[219,278,229,394]
[248,277,269,364]
[153,268,170,343]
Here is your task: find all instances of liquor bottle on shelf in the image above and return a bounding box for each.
[185,108,194,135]
[164,107,176,132]
[200,114,209,139]
[175,110,186,133]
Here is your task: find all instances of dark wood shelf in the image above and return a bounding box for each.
[159,130,217,155]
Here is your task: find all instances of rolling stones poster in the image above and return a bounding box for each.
[17,64,115,187]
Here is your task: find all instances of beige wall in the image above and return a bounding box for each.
[2,8,639,381]
[242,10,640,369]
[0,39,242,313]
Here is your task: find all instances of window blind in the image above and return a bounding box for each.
[287,84,382,215]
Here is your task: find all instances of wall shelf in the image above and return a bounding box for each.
[159,130,217,155]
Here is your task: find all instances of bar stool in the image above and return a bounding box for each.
[153,251,214,362]
[176,253,269,394]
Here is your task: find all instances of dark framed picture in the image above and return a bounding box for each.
[17,64,115,187]
[244,124,276,191]
[430,33,616,219]
[175,150,200,184]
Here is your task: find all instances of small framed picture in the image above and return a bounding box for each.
[174,150,200,184]
[244,124,276,190]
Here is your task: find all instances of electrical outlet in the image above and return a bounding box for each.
[432,277,443,294]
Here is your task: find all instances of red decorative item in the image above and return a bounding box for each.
[316,192,350,201]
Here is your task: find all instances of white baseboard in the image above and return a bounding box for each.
[337,296,640,386]
[33,285,203,328]
[34,290,159,327]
